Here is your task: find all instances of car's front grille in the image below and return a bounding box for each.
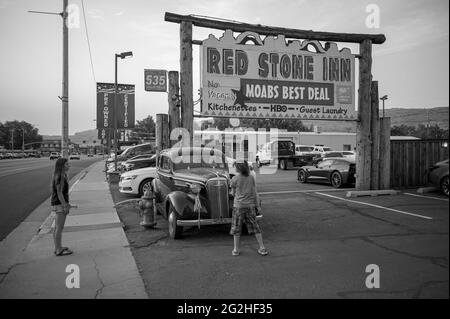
[206,178,229,219]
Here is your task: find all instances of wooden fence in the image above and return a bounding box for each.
[390,139,449,188]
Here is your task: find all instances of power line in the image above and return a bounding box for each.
[81,0,96,83]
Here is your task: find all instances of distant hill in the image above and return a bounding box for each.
[301,107,449,132]
[43,129,100,146]
[385,107,449,129]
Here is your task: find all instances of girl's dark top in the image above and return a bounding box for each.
[51,175,69,206]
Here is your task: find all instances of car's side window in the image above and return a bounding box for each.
[319,160,331,168]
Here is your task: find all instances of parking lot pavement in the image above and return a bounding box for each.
[111,169,448,299]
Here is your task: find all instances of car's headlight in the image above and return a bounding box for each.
[122,175,138,181]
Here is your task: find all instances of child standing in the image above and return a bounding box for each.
[229,160,267,256]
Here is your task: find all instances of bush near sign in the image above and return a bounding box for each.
[144,69,167,92]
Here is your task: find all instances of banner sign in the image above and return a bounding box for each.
[96,83,135,129]
[97,128,111,141]
[200,30,356,120]
[144,69,167,92]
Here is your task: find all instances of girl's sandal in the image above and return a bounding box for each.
[54,247,73,256]
[232,250,240,256]
[258,248,268,256]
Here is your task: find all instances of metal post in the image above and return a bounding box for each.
[114,55,118,171]
[61,0,69,158]
[22,128,25,152]
[11,129,13,150]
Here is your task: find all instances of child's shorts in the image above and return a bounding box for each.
[230,207,261,236]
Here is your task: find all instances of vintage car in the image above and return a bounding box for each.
[152,147,262,239]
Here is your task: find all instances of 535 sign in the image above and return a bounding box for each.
[144,69,167,92]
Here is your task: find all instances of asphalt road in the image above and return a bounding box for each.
[0,156,102,241]
[112,167,449,298]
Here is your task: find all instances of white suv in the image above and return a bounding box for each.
[311,146,333,157]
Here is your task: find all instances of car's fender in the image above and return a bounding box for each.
[166,191,194,218]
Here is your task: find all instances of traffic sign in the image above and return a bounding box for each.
[144,69,167,92]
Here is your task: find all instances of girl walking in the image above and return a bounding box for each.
[229,160,268,256]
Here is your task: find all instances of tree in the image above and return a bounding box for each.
[391,124,449,139]
[131,115,156,141]
[213,117,312,132]
[0,121,42,150]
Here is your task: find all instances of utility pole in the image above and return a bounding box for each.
[61,0,69,158]
[29,0,69,158]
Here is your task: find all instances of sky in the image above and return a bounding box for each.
[0,0,448,135]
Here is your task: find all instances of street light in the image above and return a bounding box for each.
[21,127,26,152]
[114,51,133,171]
[380,95,388,118]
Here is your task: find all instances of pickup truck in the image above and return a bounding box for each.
[256,140,314,170]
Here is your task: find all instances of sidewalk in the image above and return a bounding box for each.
[0,161,147,299]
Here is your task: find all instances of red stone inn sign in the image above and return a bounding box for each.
[165,12,387,191]
[201,30,356,121]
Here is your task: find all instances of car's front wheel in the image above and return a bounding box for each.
[279,159,288,170]
[330,171,343,188]
[139,178,153,196]
[298,170,308,183]
[441,175,449,196]
[168,205,183,239]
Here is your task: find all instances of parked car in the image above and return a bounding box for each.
[313,151,345,164]
[87,153,94,157]
[428,159,449,196]
[69,153,81,160]
[311,146,333,157]
[108,143,154,165]
[119,166,158,196]
[153,147,262,239]
[297,157,356,188]
[49,152,61,160]
[256,140,313,170]
[0,153,5,160]
[295,145,315,156]
[122,154,157,172]
[341,151,356,161]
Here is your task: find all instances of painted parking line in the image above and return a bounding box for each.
[314,192,433,220]
[403,192,449,202]
[258,188,354,195]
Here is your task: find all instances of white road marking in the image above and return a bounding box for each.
[258,188,354,195]
[404,193,449,202]
[314,192,433,220]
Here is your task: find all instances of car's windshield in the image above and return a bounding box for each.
[323,147,332,152]
[299,146,314,152]
[172,154,228,171]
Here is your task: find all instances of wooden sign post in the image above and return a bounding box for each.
[180,21,193,147]
[165,12,386,191]
[168,71,181,147]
